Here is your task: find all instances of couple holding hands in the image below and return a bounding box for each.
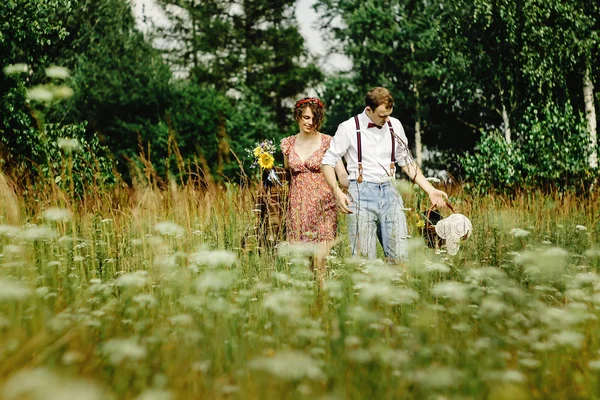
[280,87,448,277]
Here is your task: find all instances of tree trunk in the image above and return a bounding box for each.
[502,101,511,144]
[584,65,597,169]
[410,42,423,167]
[415,119,422,167]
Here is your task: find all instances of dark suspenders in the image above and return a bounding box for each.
[353,116,396,183]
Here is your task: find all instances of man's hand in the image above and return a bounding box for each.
[428,188,449,208]
[335,189,353,214]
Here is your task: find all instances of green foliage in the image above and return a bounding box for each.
[45,0,172,174]
[39,122,116,195]
[461,101,595,193]
[226,87,282,178]
[0,0,72,165]
[154,0,321,130]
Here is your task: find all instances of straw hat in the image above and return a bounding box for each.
[434,213,473,255]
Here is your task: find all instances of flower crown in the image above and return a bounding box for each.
[295,97,324,110]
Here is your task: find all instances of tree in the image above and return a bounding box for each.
[154,0,322,129]
[46,0,173,168]
[315,0,469,167]
[0,0,71,172]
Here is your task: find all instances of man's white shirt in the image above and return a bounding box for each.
[322,109,413,183]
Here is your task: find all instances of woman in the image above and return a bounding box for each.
[280,97,348,283]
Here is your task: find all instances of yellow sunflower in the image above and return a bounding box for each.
[258,152,275,169]
[253,146,263,157]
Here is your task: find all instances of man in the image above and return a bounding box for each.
[321,87,448,261]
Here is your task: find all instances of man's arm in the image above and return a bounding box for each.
[401,162,448,208]
[322,164,352,214]
[322,123,353,213]
[334,160,349,188]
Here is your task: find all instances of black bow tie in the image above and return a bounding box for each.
[367,122,383,129]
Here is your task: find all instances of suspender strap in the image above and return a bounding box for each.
[387,120,395,162]
[387,120,396,176]
[354,116,397,181]
[354,115,363,182]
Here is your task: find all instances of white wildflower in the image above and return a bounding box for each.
[192,360,211,373]
[588,360,600,370]
[101,338,146,365]
[478,298,509,317]
[169,314,193,326]
[431,281,469,301]
[155,221,185,237]
[0,315,10,329]
[3,63,28,75]
[515,247,569,280]
[549,331,584,348]
[2,368,105,400]
[221,385,239,395]
[263,290,304,319]
[324,280,344,299]
[371,346,409,367]
[357,282,419,305]
[510,228,530,238]
[272,272,290,284]
[4,244,24,255]
[277,241,318,257]
[362,260,402,281]
[195,270,235,293]
[26,86,53,102]
[539,307,586,328]
[426,176,441,183]
[425,262,451,273]
[62,351,84,365]
[519,358,541,369]
[412,366,463,389]
[190,249,237,268]
[0,225,20,237]
[45,66,70,79]
[56,137,82,153]
[42,207,72,222]
[344,336,362,348]
[53,85,74,100]
[484,369,527,383]
[575,225,587,231]
[132,294,156,308]
[115,271,147,289]
[348,348,372,363]
[136,389,173,400]
[249,350,323,381]
[0,279,32,302]
[153,255,177,269]
[585,248,600,258]
[21,225,57,241]
[349,306,379,323]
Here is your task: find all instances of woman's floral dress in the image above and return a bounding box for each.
[280,134,337,243]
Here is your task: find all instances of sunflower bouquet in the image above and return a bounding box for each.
[246,139,282,186]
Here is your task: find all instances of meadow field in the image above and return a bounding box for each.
[1,175,600,399]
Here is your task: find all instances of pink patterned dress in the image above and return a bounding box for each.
[280,134,337,243]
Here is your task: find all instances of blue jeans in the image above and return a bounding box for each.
[347,180,408,261]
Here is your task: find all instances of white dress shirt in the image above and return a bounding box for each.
[322,109,413,182]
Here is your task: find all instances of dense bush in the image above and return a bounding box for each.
[28,122,116,197]
[461,101,596,193]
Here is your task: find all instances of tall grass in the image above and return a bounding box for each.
[1,170,600,399]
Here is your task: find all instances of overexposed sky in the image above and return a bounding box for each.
[130,0,351,73]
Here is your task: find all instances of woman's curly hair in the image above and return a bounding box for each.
[294,97,325,131]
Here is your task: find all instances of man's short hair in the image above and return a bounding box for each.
[365,87,394,110]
